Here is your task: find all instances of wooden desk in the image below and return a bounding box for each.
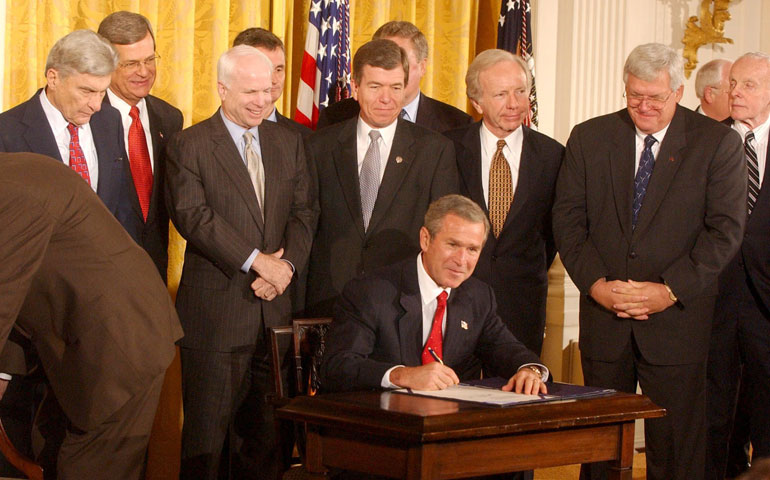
[277,390,664,479]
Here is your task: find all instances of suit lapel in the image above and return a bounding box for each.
[500,126,537,234]
[442,287,474,366]
[90,108,125,213]
[258,122,285,236]
[367,119,415,234]
[21,91,63,162]
[398,261,424,366]
[331,118,366,239]
[609,111,637,242]
[210,112,265,233]
[456,123,487,211]
[145,97,166,223]
[633,106,687,236]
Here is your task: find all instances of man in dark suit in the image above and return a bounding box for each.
[552,43,746,480]
[445,49,563,356]
[0,29,135,476]
[166,45,317,479]
[233,27,312,139]
[0,152,183,480]
[304,39,459,316]
[98,11,184,281]
[322,194,547,394]
[316,21,472,133]
[706,52,770,480]
[0,29,134,236]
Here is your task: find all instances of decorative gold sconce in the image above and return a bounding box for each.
[682,0,733,78]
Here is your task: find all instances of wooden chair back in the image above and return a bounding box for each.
[291,318,332,396]
[0,419,43,480]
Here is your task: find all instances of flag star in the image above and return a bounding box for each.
[498,14,505,27]
[317,46,327,61]
[507,0,517,11]
[332,17,340,36]
[325,72,333,84]
[321,98,329,107]
[310,0,322,16]
[320,17,330,36]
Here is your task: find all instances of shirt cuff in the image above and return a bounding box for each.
[0,373,12,381]
[381,365,405,388]
[281,258,296,274]
[518,363,550,382]
[241,248,260,273]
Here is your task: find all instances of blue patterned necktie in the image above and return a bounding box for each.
[632,135,657,228]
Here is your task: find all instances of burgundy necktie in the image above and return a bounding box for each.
[422,291,448,364]
[67,123,91,186]
[128,106,153,221]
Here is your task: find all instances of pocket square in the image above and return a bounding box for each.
[460,320,468,330]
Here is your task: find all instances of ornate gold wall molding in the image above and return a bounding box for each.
[682,0,733,78]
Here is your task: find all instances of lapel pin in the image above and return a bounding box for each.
[395,156,403,164]
[159,131,164,139]
[669,156,675,162]
[460,320,468,330]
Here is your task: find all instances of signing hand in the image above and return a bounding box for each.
[250,248,292,295]
[389,363,460,391]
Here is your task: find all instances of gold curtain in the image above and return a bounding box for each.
[2,1,502,478]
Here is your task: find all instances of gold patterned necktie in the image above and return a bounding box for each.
[489,139,512,237]
[243,131,265,219]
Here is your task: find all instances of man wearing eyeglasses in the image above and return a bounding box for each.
[553,43,747,480]
[98,11,184,282]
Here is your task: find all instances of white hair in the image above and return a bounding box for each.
[217,45,273,87]
[623,43,685,91]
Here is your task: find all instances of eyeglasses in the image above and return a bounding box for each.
[118,55,160,72]
[623,89,674,109]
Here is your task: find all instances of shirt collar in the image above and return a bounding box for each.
[733,114,770,142]
[106,88,146,117]
[634,123,670,146]
[479,121,523,154]
[416,253,451,306]
[266,106,278,123]
[356,115,398,149]
[220,109,260,149]
[39,88,70,133]
[401,91,421,123]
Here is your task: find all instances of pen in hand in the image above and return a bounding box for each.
[427,347,444,365]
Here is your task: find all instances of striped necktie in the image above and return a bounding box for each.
[745,131,760,215]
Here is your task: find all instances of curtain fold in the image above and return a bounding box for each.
[2,1,499,478]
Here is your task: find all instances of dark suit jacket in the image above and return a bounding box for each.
[104,94,184,281]
[0,153,182,431]
[552,105,747,365]
[720,119,770,311]
[0,90,135,238]
[166,110,318,351]
[445,122,564,354]
[316,93,473,132]
[275,111,313,139]
[320,257,542,392]
[304,117,459,316]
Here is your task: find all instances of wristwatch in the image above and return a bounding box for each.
[663,282,678,303]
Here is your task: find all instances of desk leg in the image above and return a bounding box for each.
[406,444,441,480]
[304,428,328,479]
[608,422,635,480]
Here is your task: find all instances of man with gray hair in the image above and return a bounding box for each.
[0,28,134,476]
[706,51,770,480]
[553,43,747,480]
[695,58,733,120]
[445,49,563,358]
[98,11,184,282]
[316,20,472,132]
[165,44,317,479]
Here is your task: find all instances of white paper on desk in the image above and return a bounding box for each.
[394,384,550,406]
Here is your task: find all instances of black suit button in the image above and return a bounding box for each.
[491,255,498,261]
[629,252,638,259]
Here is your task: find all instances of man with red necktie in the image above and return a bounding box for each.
[98,11,184,281]
[321,194,547,394]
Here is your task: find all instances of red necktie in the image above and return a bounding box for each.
[422,291,448,364]
[128,106,153,221]
[67,123,91,186]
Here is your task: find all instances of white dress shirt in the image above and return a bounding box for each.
[479,122,523,207]
[733,115,770,187]
[356,117,398,182]
[400,92,421,123]
[107,89,155,172]
[39,89,99,192]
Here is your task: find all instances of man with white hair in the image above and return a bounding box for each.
[553,43,747,480]
[695,58,733,120]
[165,45,317,479]
[706,51,770,480]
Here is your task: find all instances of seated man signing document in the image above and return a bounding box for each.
[321,194,548,394]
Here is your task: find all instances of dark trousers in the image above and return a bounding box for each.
[580,335,706,480]
[707,260,770,479]
[179,339,286,480]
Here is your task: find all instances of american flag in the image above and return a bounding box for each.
[295,0,351,129]
[497,0,538,128]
